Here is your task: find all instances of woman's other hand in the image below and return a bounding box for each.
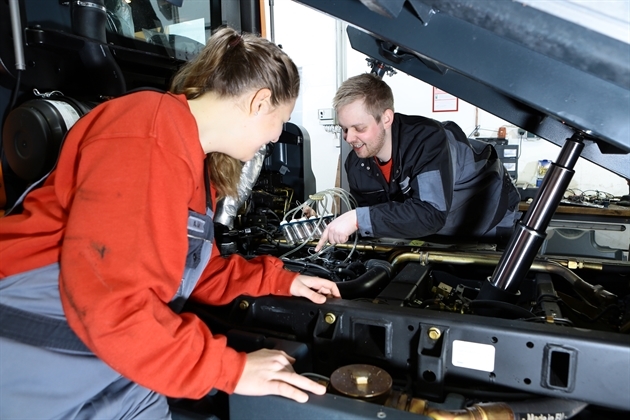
[233,349,326,403]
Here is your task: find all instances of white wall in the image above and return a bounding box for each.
[268,0,629,198]
[267,1,341,193]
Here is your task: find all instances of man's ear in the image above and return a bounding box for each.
[250,88,273,116]
[381,109,394,129]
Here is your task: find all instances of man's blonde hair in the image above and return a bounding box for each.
[333,73,394,123]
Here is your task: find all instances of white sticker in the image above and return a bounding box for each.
[45,100,81,131]
[451,340,495,372]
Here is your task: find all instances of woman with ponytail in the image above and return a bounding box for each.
[0,26,339,419]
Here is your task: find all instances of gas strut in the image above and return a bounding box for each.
[478,132,586,302]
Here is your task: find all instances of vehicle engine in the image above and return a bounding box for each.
[179,157,630,420]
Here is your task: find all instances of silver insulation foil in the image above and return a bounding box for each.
[213,145,267,229]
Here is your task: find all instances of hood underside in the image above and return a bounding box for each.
[295,0,630,179]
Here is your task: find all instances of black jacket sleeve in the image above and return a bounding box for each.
[347,115,454,239]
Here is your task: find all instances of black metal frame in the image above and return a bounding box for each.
[191,286,630,413]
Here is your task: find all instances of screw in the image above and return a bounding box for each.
[428,327,441,340]
[324,313,336,324]
[239,300,249,310]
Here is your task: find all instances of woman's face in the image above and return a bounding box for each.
[241,98,296,162]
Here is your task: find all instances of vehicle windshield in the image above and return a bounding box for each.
[104,0,210,60]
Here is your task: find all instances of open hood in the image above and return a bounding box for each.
[294,0,630,179]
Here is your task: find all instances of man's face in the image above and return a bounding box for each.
[338,99,386,159]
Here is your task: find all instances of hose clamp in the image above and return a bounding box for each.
[74,1,107,13]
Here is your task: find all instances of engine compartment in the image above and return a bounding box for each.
[180,176,630,419]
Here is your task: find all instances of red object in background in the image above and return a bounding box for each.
[432,87,459,112]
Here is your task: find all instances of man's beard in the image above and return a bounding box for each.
[359,124,386,158]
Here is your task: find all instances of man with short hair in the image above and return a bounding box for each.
[315,73,519,251]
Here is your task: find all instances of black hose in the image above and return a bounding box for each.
[70,0,126,96]
[336,260,393,299]
[8,69,22,110]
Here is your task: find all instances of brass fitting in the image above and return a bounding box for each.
[428,327,441,340]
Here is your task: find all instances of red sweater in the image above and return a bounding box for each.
[0,91,298,398]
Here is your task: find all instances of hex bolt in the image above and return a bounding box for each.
[324,313,336,324]
[428,327,441,340]
[239,300,250,310]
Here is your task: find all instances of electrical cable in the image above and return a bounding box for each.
[557,300,621,323]
[279,187,359,260]
[521,316,574,326]
[466,125,481,138]
[9,69,22,111]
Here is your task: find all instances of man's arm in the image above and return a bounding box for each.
[322,123,454,244]
[368,122,454,239]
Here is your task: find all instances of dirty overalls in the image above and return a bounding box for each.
[0,200,214,419]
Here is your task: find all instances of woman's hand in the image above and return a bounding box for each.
[233,348,326,403]
[289,275,341,304]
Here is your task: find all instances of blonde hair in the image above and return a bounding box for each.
[333,73,394,123]
[171,26,300,199]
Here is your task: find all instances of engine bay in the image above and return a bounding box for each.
[179,171,630,419]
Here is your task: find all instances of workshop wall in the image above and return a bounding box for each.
[269,0,629,198]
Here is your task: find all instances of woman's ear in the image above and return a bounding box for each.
[250,88,273,116]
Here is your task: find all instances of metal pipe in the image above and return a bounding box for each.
[405,397,587,420]
[384,388,588,419]
[390,250,580,283]
[293,240,621,274]
[336,20,347,90]
[489,133,585,295]
[8,0,25,70]
[274,235,622,304]
[268,0,275,43]
[389,250,618,307]
[289,240,402,253]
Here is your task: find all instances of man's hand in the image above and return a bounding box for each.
[290,275,341,304]
[314,210,358,252]
[234,349,326,403]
